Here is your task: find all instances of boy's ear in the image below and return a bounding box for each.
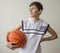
[38,10,43,14]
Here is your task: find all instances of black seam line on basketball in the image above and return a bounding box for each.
[9,37,21,44]
[24,32,44,35]
[13,31,22,39]
[22,29,45,32]
[9,37,24,44]
[13,31,24,42]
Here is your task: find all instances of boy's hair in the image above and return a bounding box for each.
[29,1,43,11]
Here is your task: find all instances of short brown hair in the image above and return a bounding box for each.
[29,1,43,11]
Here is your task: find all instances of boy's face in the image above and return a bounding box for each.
[29,5,42,18]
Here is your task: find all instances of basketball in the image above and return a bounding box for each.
[7,30,26,48]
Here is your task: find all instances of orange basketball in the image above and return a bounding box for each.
[7,30,26,48]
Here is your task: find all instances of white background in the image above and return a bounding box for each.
[0,0,60,53]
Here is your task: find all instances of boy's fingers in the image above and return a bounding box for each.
[6,43,12,49]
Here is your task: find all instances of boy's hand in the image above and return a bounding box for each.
[6,32,18,50]
[6,42,17,50]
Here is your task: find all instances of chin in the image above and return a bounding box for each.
[30,15,35,18]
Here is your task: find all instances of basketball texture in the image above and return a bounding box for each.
[7,30,26,48]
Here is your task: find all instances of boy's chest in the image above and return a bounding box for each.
[24,21,47,32]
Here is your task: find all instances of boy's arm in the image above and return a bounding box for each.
[9,23,22,32]
[6,23,22,50]
[41,25,58,42]
[6,23,22,41]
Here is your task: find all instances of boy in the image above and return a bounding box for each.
[6,1,58,53]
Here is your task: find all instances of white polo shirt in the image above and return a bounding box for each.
[19,17,49,53]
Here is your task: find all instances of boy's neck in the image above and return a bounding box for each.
[31,16,40,22]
